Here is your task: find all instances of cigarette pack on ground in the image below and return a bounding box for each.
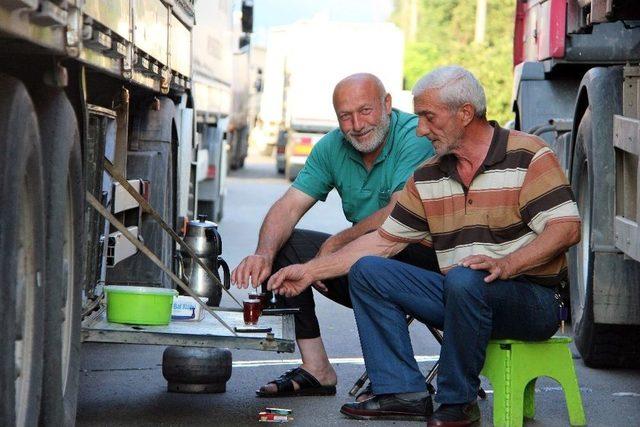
[170,296,208,321]
[258,412,293,423]
[265,408,292,415]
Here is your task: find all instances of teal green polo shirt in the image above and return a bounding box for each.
[292,108,435,224]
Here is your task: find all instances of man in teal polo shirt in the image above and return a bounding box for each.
[231,73,437,398]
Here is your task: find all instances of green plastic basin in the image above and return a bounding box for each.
[105,285,178,325]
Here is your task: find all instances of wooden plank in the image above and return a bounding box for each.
[613,115,640,155]
[614,215,640,261]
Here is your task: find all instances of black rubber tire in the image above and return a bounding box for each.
[569,109,640,368]
[162,347,232,384]
[34,87,84,426]
[0,74,46,426]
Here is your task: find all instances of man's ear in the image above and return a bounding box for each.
[384,93,392,114]
[459,103,475,126]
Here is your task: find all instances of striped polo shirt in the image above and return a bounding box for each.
[379,122,581,286]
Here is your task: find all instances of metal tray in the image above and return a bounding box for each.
[81,306,295,353]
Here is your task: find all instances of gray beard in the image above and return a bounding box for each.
[345,112,390,154]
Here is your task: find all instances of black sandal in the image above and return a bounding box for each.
[256,367,337,397]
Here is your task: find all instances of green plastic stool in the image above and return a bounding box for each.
[480,337,587,427]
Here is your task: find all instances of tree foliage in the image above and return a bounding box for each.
[392,0,515,124]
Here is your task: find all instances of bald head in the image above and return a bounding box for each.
[332,73,392,154]
[333,73,386,106]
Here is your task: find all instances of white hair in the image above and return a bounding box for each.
[412,66,487,118]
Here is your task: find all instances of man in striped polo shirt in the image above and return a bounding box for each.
[267,66,581,425]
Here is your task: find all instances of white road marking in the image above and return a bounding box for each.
[232,355,439,368]
[612,392,640,397]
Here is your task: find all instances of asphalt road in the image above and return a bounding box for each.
[77,155,640,426]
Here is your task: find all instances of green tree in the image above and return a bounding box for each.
[392,0,515,124]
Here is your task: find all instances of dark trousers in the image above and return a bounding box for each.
[266,228,440,340]
[348,256,560,403]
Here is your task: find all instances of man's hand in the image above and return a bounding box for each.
[231,254,273,289]
[267,264,314,298]
[459,254,512,283]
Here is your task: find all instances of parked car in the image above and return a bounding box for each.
[283,131,325,181]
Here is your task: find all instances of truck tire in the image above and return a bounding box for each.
[34,88,84,426]
[569,109,640,368]
[0,75,45,426]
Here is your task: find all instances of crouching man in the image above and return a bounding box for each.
[267,66,581,425]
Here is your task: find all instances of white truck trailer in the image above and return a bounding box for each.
[193,0,250,223]
[258,20,405,180]
[0,1,293,426]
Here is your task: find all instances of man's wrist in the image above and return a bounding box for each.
[254,250,275,264]
[303,260,322,283]
[501,255,517,278]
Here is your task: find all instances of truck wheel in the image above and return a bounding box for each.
[34,88,84,426]
[0,75,45,426]
[569,109,640,368]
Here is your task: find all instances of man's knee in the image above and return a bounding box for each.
[349,256,408,301]
[443,266,486,301]
[348,256,380,286]
[273,228,319,269]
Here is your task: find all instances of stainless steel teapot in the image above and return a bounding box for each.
[177,214,230,306]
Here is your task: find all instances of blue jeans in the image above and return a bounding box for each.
[348,256,560,404]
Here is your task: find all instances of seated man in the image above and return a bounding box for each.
[267,66,581,425]
[231,73,438,397]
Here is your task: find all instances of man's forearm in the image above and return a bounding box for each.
[505,221,581,277]
[329,195,398,249]
[255,202,301,260]
[306,232,407,281]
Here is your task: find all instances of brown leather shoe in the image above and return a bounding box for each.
[427,402,480,426]
[340,393,433,421]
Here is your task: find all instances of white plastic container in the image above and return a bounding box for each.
[171,296,209,321]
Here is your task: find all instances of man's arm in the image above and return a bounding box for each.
[460,220,581,282]
[268,232,408,297]
[316,192,401,257]
[231,187,316,288]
